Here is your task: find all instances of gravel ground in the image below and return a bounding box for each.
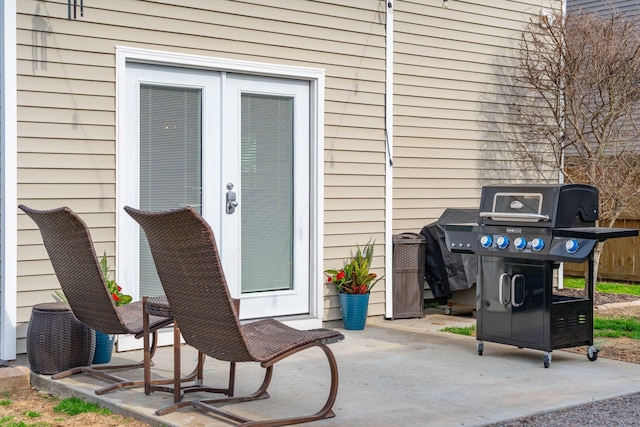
[486,391,640,426]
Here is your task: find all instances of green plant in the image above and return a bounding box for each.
[99,252,132,306]
[593,317,640,340]
[20,412,39,419]
[53,397,111,416]
[52,253,132,306]
[53,290,66,302]
[325,241,383,294]
[441,325,476,336]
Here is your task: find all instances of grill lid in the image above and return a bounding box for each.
[478,184,598,228]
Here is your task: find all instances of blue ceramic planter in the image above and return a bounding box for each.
[339,293,369,330]
[93,330,115,364]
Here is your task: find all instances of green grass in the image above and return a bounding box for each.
[19,412,38,420]
[563,277,640,296]
[441,325,476,336]
[593,317,640,339]
[424,301,441,309]
[0,415,47,427]
[0,422,48,427]
[53,397,111,416]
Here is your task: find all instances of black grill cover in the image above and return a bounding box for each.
[420,208,477,301]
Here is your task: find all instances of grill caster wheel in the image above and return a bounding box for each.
[587,346,599,362]
[477,341,484,356]
[543,352,552,368]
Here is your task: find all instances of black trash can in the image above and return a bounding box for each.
[392,233,427,319]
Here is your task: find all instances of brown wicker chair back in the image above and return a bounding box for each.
[125,206,255,362]
[19,204,175,395]
[19,205,130,334]
[126,205,344,425]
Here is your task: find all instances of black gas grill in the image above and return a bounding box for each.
[445,184,638,367]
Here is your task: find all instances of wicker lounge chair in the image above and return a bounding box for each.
[19,204,177,395]
[125,205,344,427]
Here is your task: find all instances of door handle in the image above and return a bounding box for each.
[511,274,525,307]
[226,183,238,214]
[499,273,510,305]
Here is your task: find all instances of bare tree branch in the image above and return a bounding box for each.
[509,10,640,279]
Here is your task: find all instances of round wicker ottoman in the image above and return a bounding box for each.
[26,302,96,375]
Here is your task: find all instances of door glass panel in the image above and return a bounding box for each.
[139,84,203,297]
[240,93,293,293]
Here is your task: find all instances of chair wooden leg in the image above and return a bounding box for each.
[52,362,156,395]
[145,317,233,402]
[93,330,166,395]
[51,327,173,395]
[173,320,181,402]
[143,296,151,395]
[237,343,339,427]
[155,342,340,427]
[156,364,271,416]
[228,361,236,397]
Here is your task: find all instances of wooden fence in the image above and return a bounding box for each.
[564,218,640,283]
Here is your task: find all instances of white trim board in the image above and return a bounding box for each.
[1,0,18,361]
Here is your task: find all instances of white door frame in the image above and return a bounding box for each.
[1,0,18,360]
[115,48,325,349]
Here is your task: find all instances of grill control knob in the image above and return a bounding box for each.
[480,235,493,248]
[496,235,509,249]
[565,239,579,254]
[531,237,545,251]
[514,237,527,250]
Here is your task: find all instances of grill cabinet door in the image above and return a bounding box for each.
[478,257,547,349]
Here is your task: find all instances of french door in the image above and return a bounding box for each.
[121,63,310,319]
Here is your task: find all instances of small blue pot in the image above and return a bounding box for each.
[339,293,370,330]
[92,330,115,364]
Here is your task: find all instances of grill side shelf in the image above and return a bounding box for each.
[553,227,638,241]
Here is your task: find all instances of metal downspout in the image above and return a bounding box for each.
[558,0,567,288]
[384,0,394,319]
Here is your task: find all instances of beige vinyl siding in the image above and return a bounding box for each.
[14,0,562,346]
[392,0,562,233]
[16,0,387,344]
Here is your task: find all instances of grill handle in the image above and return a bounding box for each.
[511,274,525,307]
[499,273,510,305]
[479,212,550,222]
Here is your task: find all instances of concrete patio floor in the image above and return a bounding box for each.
[26,309,640,427]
